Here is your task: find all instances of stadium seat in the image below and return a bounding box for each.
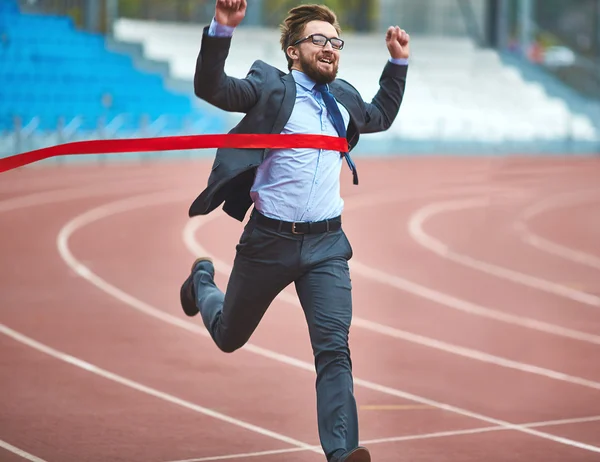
[112,18,599,145]
[0,2,222,135]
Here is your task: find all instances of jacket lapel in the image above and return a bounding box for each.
[269,74,360,150]
[271,72,296,135]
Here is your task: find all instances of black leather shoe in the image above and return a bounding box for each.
[180,257,214,317]
[342,447,371,462]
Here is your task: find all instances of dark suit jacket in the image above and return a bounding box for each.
[189,27,408,221]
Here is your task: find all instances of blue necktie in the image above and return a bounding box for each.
[314,83,359,185]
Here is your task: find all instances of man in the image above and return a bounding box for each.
[180,1,409,460]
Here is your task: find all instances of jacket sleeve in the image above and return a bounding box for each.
[193,27,264,113]
[358,61,408,134]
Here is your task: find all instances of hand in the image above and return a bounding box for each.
[215,0,247,28]
[386,26,410,60]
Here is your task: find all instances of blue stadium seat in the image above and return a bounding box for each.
[0,0,18,17]
[0,3,219,135]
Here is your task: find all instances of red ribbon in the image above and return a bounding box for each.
[0,134,349,173]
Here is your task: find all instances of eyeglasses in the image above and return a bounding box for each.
[292,34,344,50]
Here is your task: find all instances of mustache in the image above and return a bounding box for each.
[317,52,336,61]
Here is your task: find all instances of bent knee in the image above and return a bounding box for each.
[216,336,247,354]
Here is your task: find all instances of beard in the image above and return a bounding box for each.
[298,52,339,84]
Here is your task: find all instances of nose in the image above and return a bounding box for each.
[323,40,334,51]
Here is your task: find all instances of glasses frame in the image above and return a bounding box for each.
[292,34,345,50]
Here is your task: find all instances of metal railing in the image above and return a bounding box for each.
[0,113,222,160]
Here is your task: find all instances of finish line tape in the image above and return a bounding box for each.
[0,134,349,173]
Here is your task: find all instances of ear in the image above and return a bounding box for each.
[286,45,299,61]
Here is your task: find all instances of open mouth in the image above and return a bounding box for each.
[319,57,333,65]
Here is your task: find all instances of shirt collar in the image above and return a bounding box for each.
[291,69,324,92]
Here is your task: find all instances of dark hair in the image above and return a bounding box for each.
[280,4,341,70]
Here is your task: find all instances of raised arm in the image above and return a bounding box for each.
[193,0,260,113]
[361,26,411,133]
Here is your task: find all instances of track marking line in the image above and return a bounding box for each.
[561,282,599,294]
[6,185,594,457]
[407,197,600,306]
[0,180,173,214]
[184,203,600,391]
[0,167,157,194]
[165,414,600,462]
[166,447,309,462]
[515,190,600,271]
[0,323,319,453]
[1,170,594,460]
[529,414,600,428]
[0,440,48,462]
[348,316,600,389]
[340,192,600,346]
[357,414,600,447]
[180,200,600,452]
[359,404,434,411]
[0,187,318,456]
[349,260,600,346]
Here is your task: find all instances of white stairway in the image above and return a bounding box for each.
[113,19,599,144]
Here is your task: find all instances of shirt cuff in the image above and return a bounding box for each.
[389,57,409,65]
[208,17,235,37]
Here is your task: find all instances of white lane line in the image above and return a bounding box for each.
[0,323,319,453]
[0,165,167,191]
[515,190,600,271]
[340,193,600,346]
[352,318,600,389]
[529,414,600,428]
[0,180,173,214]
[51,190,319,451]
[349,260,600,346]
[51,189,600,454]
[407,197,600,306]
[0,175,575,460]
[167,447,308,462]
[0,440,48,462]
[357,414,600,446]
[165,414,600,461]
[0,187,317,455]
[183,214,600,391]
[179,209,600,453]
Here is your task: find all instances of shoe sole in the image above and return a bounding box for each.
[180,257,214,317]
[180,276,199,317]
[344,448,371,462]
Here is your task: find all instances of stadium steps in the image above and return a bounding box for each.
[499,51,600,134]
[0,2,224,137]
[111,18,599,154]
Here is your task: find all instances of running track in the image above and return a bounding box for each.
[1,156,599,461]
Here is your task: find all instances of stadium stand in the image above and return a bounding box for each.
[0,0,224,137]
[1,0,598,159]
[112,18,600,153]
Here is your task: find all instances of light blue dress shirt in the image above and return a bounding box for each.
[251,70,349,222]
[207,19,408,222]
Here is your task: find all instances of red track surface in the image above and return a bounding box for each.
[1,157,600,461]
